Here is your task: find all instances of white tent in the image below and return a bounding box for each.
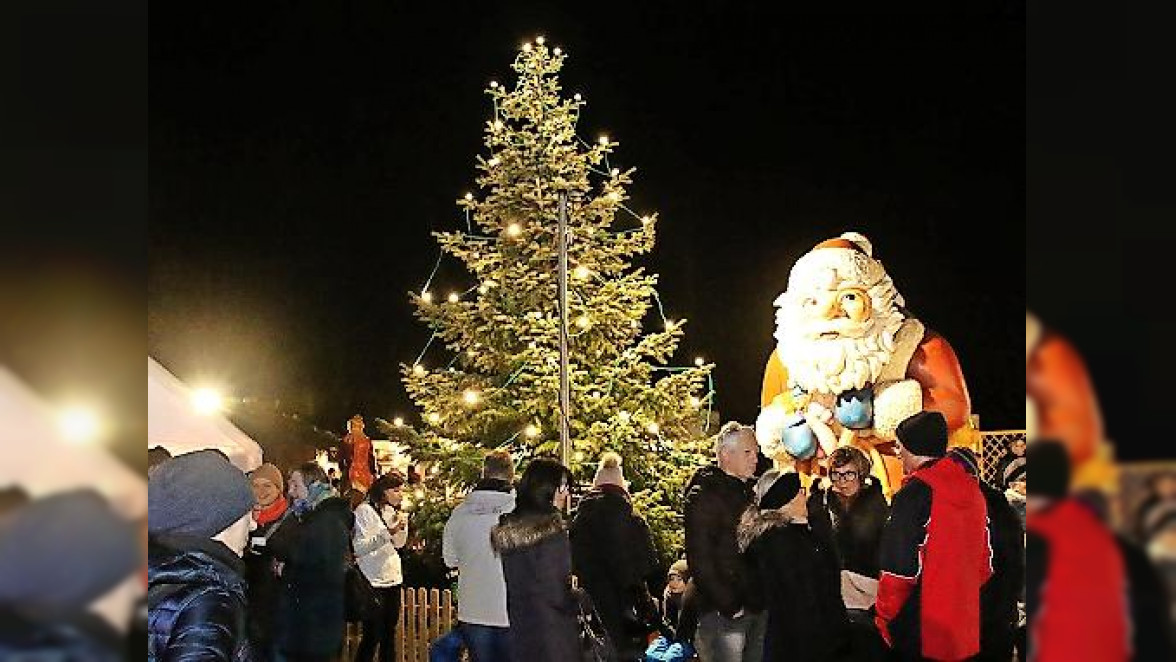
[148,357,263,472]
[0,367,147,519]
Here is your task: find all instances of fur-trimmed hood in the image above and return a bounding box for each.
[490,511,566,554]
[737,507,804,553]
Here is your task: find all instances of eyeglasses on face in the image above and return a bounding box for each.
[830,470,859,482]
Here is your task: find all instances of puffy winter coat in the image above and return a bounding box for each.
[0,607,126,661]
[738,509,852,662]
[570,485,658,655]
[491,510,580,662]
[147,534,250,662]
[683,465,759,617]
[268,497,353,658]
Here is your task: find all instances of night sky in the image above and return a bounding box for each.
[150,4,1025,443]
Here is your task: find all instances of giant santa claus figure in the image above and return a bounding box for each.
[756,232,978,499]
[1025,311,1116,495]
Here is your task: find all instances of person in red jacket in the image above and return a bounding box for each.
[875,411,992,661]
[1026,440,1174,662]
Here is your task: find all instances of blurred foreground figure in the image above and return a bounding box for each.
[1026,441,1173,661]
[0,490,141,660]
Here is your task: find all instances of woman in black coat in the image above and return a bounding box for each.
[570,453,658,659]
[490,458,582,662]
[269,463,354,662]
[740,470,852,662]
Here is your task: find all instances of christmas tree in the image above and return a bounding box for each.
[389,38,715,566]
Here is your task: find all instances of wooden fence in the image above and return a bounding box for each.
[338,587,461,662]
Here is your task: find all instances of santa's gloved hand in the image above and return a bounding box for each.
[783,414,817,460]
[836,387,874,429]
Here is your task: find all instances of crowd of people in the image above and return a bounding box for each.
[137,406,1056,662]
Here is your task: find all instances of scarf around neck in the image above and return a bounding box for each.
[293,482,334,516]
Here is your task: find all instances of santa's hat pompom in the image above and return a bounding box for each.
[839,232,873,257]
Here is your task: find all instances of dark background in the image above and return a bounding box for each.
[150,3,1026,452]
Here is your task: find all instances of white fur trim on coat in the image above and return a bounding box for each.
[872,379,924,440]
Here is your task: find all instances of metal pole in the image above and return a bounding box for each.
[557,191,572,469]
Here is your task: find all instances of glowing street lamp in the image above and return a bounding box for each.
[191,388,224,415]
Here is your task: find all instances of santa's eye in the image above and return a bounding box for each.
[803,297,818,307]
[842,293,857,302]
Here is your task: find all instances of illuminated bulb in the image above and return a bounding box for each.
[427,412,441,424]
[464,192,473,201]
[448,292,459,303]
[611,168,620,176]
[402,498,413,509]
[598,135,609,145]
[665,319,677,329]
[467,350,477,358]
[522,43,532,52]
[478,285,488,294]
[689,396,701,408]
[694,356,705,366]
[573,265,591,280]
[414,489,425,499]
[421,291,433,303]
[493,120,503,130]
[553,47,562,55]
[430,465,440,475]
[463,389,480,405]
[631,320,640,329]
[58,406,100,444]
[591,392,601,399]
[647,422,660,434]
[506,223,522,237]
[576,315,590,328]
[617,411,631,423]
[525,424,540,438]
[393,417,405,427]
[573,93,582,101]
[608,192,621,202]
[574,451,585,462]
[488,157,500,167]
[191,388,223,415]
[413,364,426,376]
[535,36,545,45]
[490,81,499,88]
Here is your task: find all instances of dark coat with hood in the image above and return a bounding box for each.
[738,508,852,662]
[683,465,759,618]
[491,510,580,662]
[268,496,353,658]
[570,485,659,654]
[807,477,889,579]
[147,534,251,662]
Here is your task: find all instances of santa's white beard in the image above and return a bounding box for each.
[777,314,903,395]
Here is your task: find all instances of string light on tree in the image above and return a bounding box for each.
[598,135,609,145]
[506,223,521,237]
[689,396,701,408]
[524,424,541,438]
[573,265,591,280]
[448,292,460,303]
[413,364,426,376]
[694,356,705,366]
[427,412,441,424]
[464,192,473,201]
[393,417,405,427]
[421,291,433,303]
[576,315,591,329]
[574,451,585,462]
[647,422,660,434]
[463,389,481,406]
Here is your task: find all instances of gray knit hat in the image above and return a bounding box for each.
[149,449,255,538]
[0,490,140,613]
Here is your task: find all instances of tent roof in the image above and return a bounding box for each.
[0,368,146,519]
[148,357,263,472]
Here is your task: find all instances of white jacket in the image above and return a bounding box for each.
[353,501,408,587]
[442,488,515,627]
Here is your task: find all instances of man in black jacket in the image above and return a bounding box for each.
[684,422,765,662]
[571,451,659,660]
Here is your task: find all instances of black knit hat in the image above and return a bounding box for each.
[896,411,948,458]
[148,449,255,538]
[1027,440,1070,498]
[758,471,802,510]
